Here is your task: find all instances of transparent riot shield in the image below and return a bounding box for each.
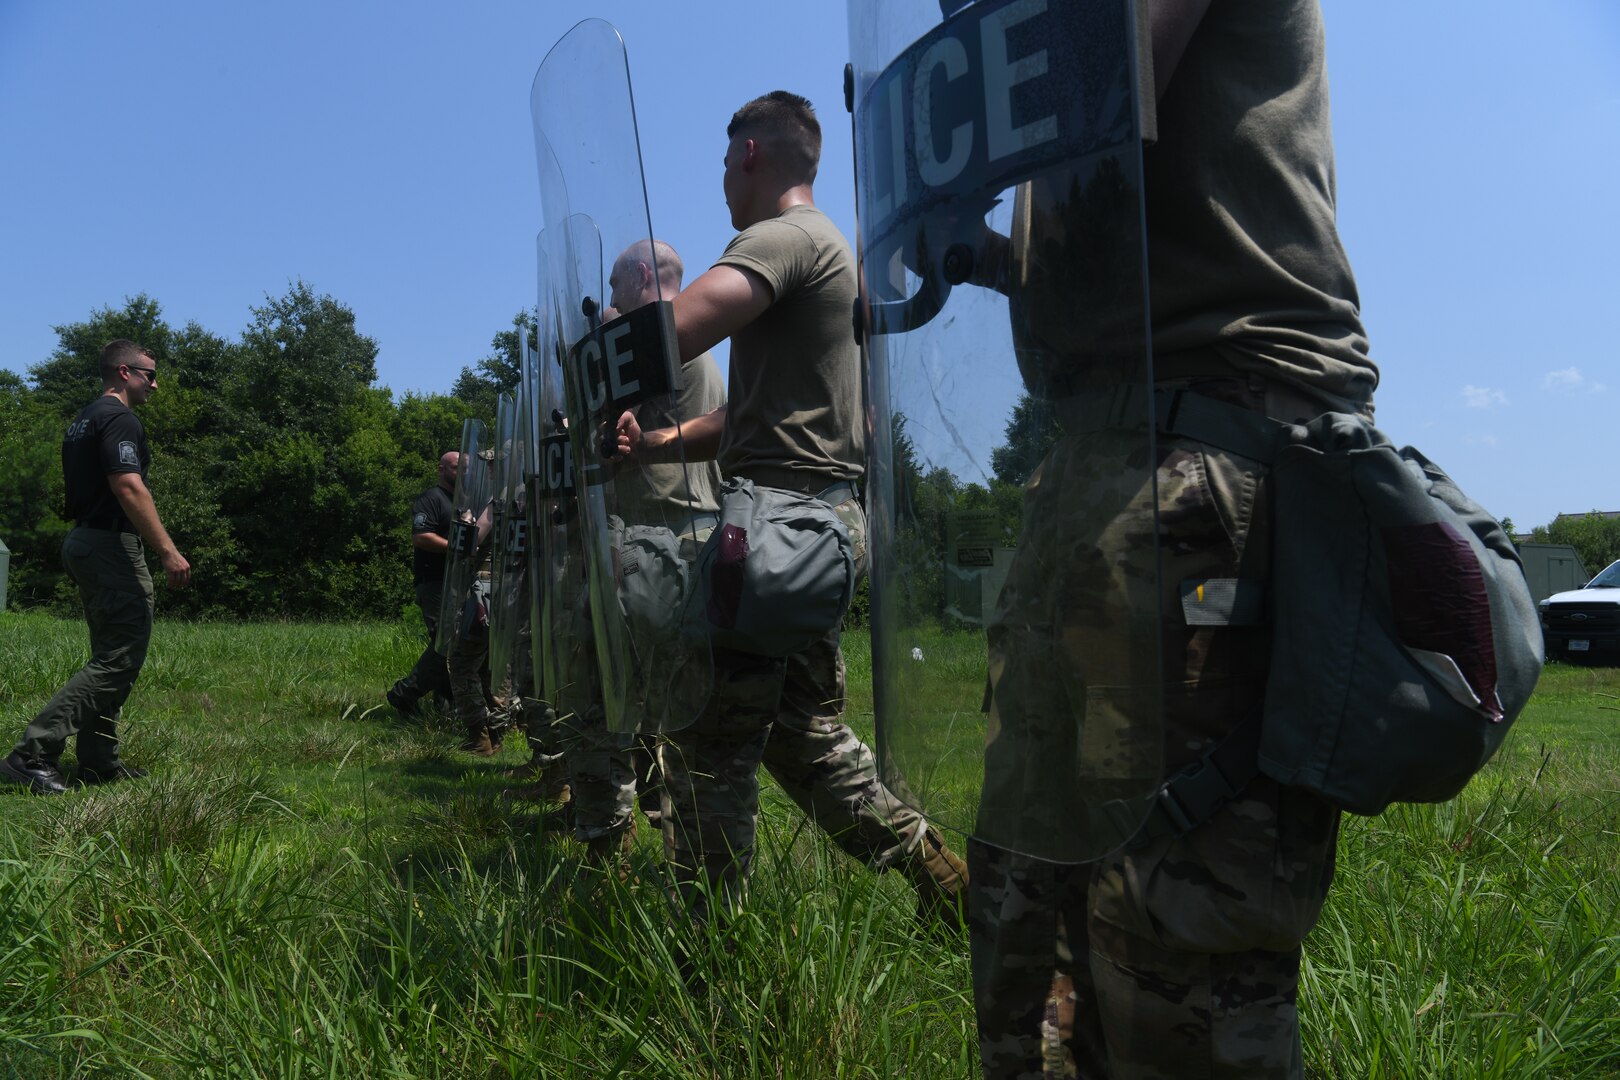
[531,223,605,732]
[487,390,527,704]
[435,417,495,655]
[850,0,1162,863]
[530,20,713,735]
[520,313,549,711]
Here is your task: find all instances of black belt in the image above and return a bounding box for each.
[77,517,138,534]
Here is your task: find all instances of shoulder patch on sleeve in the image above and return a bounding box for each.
[118,440,140,466]
[413,511,429,529]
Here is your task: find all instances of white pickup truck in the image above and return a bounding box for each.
[1539,558,1620,663]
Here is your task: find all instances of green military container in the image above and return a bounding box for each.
[1517,542,1587,605]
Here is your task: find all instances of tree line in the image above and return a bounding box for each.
[0,287,526,620]
[9,286,1607,624]
[1521,514,1620,580]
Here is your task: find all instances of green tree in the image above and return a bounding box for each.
[990,392,1062,487]
[0,371,68,607]
[392,392,477,488]
[1530,512,1620,577]
[27,295,172,418]
[451,310,534,421]
[229,280,379,439]
[213,282,410,617]
[3,284,486,620]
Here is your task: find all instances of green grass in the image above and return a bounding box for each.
[1,610,1617,1077]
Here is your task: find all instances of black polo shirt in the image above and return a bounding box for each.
[410,483,454,584]
[63,394,148,524]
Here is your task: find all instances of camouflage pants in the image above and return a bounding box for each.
[513,628,567,763]
[972,378,1341,1079]
[563,706,639,843]
[392,579,451,704]
[446,588,492,732]
[659,495,929,914]
[564,519,713,843]
[550,592,638,843]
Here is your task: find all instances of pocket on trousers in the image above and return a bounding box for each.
[104,542,154,598]
[1091,777,1338,955]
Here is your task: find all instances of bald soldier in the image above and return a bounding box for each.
[387,450,459,717]
[518,238,727,873]
[617,91,966,923]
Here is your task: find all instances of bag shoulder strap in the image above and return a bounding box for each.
[1118,714,1265,849]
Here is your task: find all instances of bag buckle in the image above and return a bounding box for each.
[1153,780,1200,835]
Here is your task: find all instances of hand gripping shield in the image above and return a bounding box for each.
[531,19,713,735]
[850,0,1162,863]
[487,390,530,704]
[435,417,495,655]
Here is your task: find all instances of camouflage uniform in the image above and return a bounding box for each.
[556,345,727,857]
[447,570,499,753]
[562,520,719,848]
[660,496,957,915]
[510,618,568,774]
[971,377,1342,1079]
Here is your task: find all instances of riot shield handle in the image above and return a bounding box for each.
[866,264,953,336]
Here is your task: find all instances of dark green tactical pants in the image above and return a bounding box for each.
[14,527,154,770]
[394,579,451,702]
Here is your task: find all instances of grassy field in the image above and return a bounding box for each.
[1,611,1617,1078]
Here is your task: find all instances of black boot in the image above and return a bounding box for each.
[386,682,422,716]
[0,752,69,795]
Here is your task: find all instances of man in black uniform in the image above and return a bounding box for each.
[386,450,459,716]
[1,339,191,795]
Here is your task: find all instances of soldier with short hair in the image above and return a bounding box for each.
[617,91,967,923]
[963,2,1377,1075]
[1,339,190,794]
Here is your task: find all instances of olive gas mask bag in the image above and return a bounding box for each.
[1139,390,1544,838]
[696,478,856,658]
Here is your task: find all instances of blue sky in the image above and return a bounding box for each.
[2,1,1615,530]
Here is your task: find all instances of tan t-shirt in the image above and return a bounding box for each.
[714,204,864,493]
[614,349,725,527]
[1146,0,1377,413]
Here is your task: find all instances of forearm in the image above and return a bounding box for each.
[670,265,773,362]
[413,532,450,555]
[642,404,726,463]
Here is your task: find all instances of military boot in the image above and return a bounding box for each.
[459,722,501,757]
[584,817,637,884]
[386,682,422,716]
[905,828,969,933]
[503,760,573,806]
